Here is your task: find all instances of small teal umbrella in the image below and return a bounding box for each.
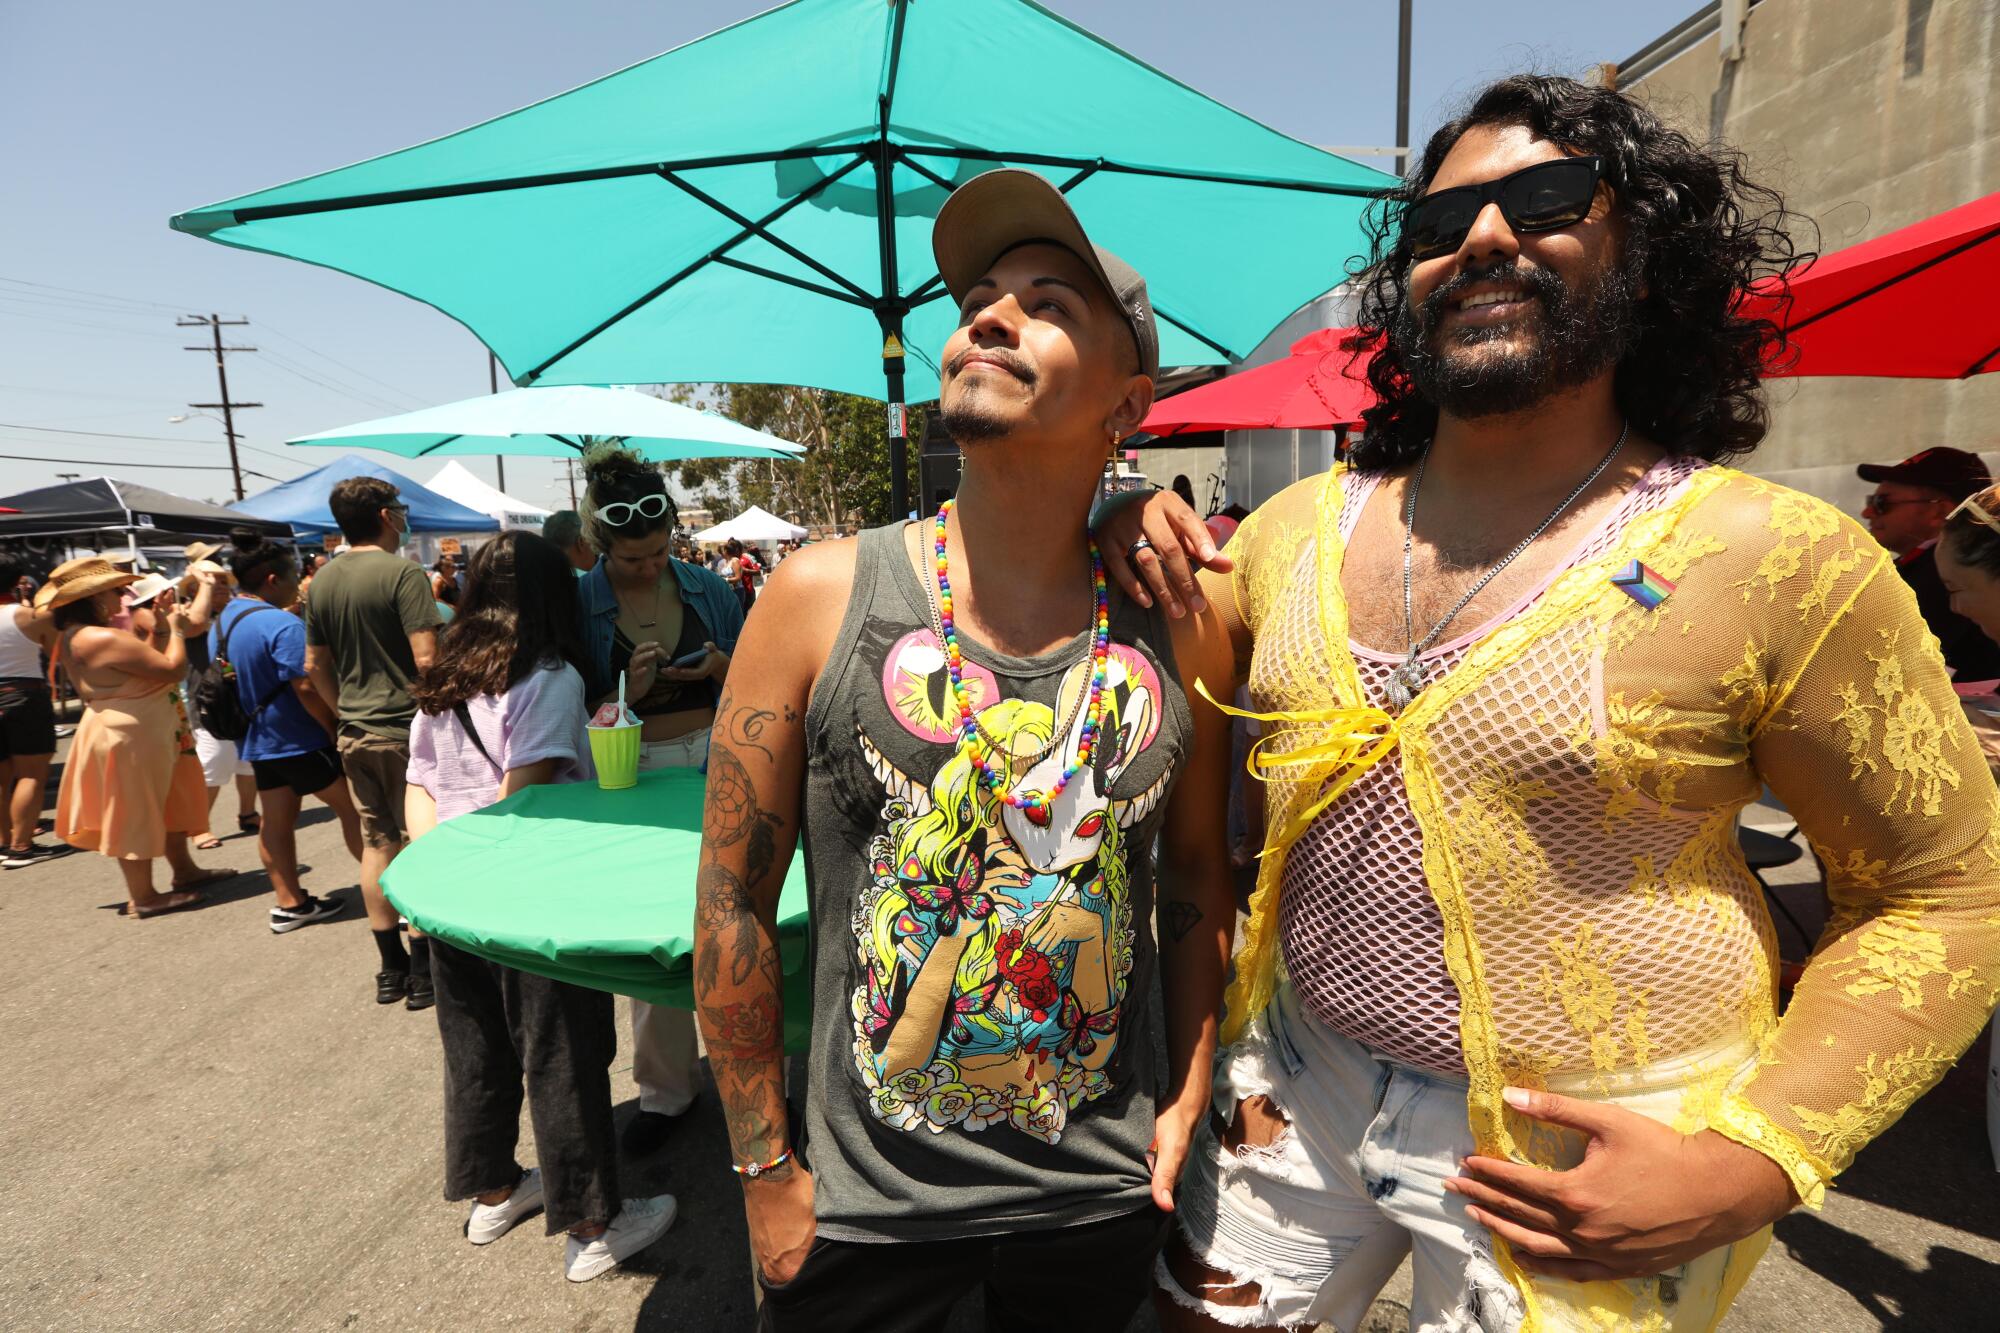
[286,385,806,462]
[172,0,1395,513]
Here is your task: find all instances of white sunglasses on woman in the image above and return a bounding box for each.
[593,493,672,526]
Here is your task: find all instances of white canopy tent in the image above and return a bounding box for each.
[692,505,806,545]
[425,460,552,531]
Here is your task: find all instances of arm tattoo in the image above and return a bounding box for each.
[707,738,785,852]
[694,692,799,1171]
[727,705,779,763]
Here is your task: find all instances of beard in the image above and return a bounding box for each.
[939,350,1038,446]
[939,389,1013,445]
[1391,248,1643,419]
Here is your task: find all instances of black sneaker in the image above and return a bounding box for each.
[375,969,409,1005]
[269,895,347,934]
[620,1109,686,1157]
[405,969,435,1012]
[3,841,75,869]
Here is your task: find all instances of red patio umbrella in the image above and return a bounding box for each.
[1752,188,2000,379]
[1143,326,1378,436]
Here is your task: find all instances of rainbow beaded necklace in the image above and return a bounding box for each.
[931,499,1111,825]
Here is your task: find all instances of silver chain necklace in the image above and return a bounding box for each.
[1385,420,1630,713]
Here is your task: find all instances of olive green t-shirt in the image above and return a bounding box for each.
[303,548,441,740]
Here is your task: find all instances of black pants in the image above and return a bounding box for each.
[430,939,620,1234]
[757,1204,1169,1333]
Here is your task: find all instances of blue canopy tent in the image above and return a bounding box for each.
[232,454,498,538]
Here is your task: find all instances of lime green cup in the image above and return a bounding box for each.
[588,722,642,790]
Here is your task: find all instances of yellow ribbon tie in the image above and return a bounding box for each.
[1194,679,1402,859]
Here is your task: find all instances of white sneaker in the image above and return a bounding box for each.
[465,1167,544,1244]
[564,1193,677,1282]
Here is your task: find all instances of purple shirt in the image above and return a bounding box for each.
[407,662,594,823]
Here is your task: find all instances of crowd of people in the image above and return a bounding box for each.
[9,69,2000,1330]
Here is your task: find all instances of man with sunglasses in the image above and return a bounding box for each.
[1102,75,1999,1332]
[1856,447,2000,685]
[305,477,443,1007]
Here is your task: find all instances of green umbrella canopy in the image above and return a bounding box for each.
[171,0,1396,509]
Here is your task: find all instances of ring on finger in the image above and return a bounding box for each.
[1126,536,1154,561]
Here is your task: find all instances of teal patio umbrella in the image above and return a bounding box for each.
[171,0,1396,513]
[286,385,806,461]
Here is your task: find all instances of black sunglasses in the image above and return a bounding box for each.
[1401,156,1606,262]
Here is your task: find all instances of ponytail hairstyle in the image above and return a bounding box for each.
[581,442,677,554]
[410,531,588,714]
[227,526,294,597]
[1943,483,2000,580]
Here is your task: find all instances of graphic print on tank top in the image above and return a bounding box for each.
[848,623,1172,1145]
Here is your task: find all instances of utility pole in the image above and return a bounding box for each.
[1394,0,1414,179]
[564,457,578,509]
[488,351,507,493]
[180,314,261,501]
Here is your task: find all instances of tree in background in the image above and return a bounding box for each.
[657,384,923,532]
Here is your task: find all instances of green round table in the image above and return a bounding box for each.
[382,768,811,1050]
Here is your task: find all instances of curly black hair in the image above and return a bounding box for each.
[1348,74,1813,473]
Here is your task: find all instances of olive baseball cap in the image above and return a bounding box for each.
[932,169,1158,381]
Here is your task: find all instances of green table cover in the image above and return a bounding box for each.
[382,768,812,1050]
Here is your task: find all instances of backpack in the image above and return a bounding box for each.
[193,603,288,742]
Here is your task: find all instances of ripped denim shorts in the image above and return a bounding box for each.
[1158,981,1769,1332]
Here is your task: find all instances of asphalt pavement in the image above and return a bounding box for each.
[2,781,1993,1332]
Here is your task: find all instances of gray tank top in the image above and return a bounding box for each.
[800,522,1190,1243]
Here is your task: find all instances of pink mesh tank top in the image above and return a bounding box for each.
[1279,455,1706,1074]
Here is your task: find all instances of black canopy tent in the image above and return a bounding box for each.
[0,477,293,556]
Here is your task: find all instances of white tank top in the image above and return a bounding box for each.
[0,606,42,679]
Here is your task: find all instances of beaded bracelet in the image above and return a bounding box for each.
[731,1148,793,1179]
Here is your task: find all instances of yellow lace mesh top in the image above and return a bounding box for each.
[1215,462,2000,1208]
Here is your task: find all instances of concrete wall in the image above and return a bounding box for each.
[1621,0,2000,503]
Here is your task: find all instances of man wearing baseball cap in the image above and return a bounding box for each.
[1857,446,2000,682]
[689,169,1235,1329]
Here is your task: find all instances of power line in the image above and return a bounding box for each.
[0,306,189,342]
[0,450,277,479]
[253,346,410,414]
[0,420,210,444]
[0,274,198,314]
[255,320,428,408]
[0,419,308,472]
[0,289,197,321]
[0,276,426,410]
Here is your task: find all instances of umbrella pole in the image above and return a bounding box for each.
[883,313,909,520]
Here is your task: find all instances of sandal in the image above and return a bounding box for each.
[193,834,226,851]
[130,890,204,919]
[170,867,240,891]
[237,814,261,834]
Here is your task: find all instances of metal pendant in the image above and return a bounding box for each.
[1386,656,1426,713]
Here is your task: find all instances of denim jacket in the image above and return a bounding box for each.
[577,557,745,706]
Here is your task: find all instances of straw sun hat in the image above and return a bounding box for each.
[32,556,139,610]
[174,558,231,599]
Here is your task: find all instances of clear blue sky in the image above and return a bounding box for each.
[0,0,1695,510]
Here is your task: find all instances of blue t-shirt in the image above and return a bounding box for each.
[210,600,328,763]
